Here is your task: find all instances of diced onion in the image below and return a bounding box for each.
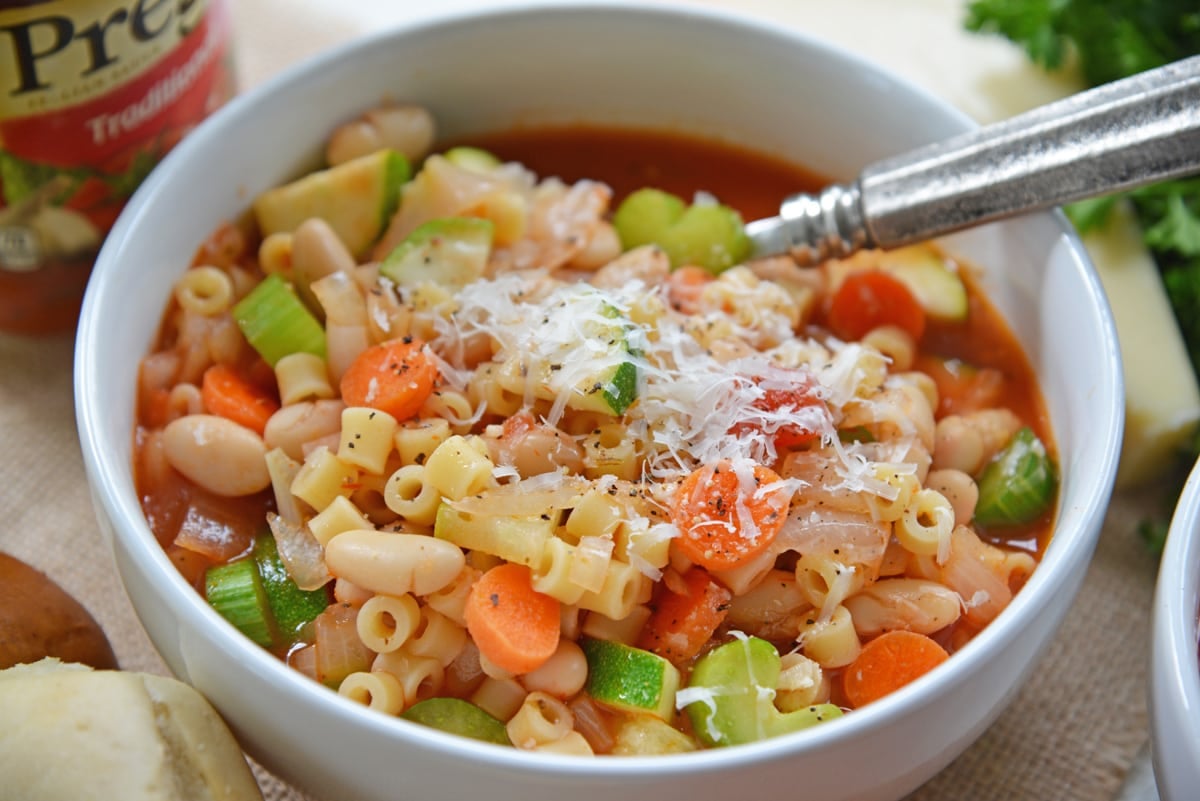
[267,512,332,591]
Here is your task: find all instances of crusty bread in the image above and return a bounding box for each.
[0,659,264,801]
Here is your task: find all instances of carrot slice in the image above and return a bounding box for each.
[637,567,732,663]
[842,630,949,708]
[465,563,560,675]
[339,337,438,422]
[827,269,926,342]
[670,460,790,571]
[201,363,280,435]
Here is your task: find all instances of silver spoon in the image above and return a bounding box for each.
[745,55,1200,263]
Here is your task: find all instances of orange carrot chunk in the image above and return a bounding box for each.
[637,567,732,664]
[842,630,950,709]
[201,363,280,435]
[827,269,926,342]
[464,563,560,675]
[339,337,438,422]
[670,460,790,571]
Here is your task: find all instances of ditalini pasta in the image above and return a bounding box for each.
[133,105,1059,754]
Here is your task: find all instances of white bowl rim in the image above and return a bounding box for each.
[73,0,1124,782]
[1153,455,1200,792]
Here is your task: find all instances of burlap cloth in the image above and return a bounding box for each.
[0,1,1165,799]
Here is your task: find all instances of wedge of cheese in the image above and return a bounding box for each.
[1082,202,1200,486]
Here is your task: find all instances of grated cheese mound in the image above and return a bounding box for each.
[423,268,926,505]
[404,236,941,583]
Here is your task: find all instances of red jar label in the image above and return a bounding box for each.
[0,0,234,333]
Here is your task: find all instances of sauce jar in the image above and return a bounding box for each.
[0,0,235,336]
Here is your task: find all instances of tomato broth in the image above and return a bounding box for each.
[133,114,1058,753]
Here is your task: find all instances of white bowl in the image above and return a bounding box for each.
[1151,456,1200,801]
[75,3,1123,800]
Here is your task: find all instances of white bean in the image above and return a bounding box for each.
[931,416,985,474]
[365,105,436,161]
[490,417,585,477]
[968,409,1023,459]
[843,578,962,638]
[568,222,623,271]
[162,414,270,497]
[325,530,465,596]
[263,399,346,461]
[589,244,670,288]
[932,409,1022,474]
[325,120,382,166]
[925,468,979,526]
[522,640,588,698]
[326,105,436,165]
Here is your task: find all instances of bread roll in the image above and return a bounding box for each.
[0,659,264,801]
[0,552,117,670]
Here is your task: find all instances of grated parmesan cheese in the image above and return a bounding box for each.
[411,253,932,561]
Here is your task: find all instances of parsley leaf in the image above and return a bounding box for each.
[964,0,1068,69]
[1064,196,1118,233]
[966,0,1200,85]
[1134,180,1200,258]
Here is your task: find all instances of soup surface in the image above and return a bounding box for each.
[134,105,1056,754]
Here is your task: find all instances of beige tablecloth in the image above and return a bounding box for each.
[0,2,1168,799]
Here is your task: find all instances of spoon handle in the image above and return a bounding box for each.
[745,55,1200,263]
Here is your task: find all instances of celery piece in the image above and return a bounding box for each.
[657,203,752,275]
[380,216,494,288]
[612,188,751,274]
[974,426,1058,528]
[682,636,842,747]
[402,698,511,745]
[232,273,327,367]
[582,637,680,721]
[253,534,330,639]
[612,188,686,250]
[443,146,502,173]
[433,503,555,567]
[205,558,276,649]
